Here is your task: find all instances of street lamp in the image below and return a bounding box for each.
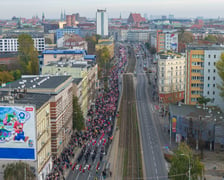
[180,153,191,180]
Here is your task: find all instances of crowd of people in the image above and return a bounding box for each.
[46,45,127,180]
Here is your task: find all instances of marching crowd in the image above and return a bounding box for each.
[46,45,127,180]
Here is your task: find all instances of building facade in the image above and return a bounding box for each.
[156,30,178,52]
[0,37,45,52]
[185,45,224,111]
[157,54,185,103]
[56,27,81,40]
[96,9,108,36]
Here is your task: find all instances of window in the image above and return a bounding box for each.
[208,69,210,73]
[214,55,216,58]
[214,62,216,66]
[208,62,210,66]
[213,69,216,73]
[208,84,210,87]
[213,84,215,87]
[213,77,215,80]
[207,91,209,95]
[213,91,215,95]
[208,55,211,58]
[208,77,210,80]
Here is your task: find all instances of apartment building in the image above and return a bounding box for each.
[0,37,45,52]
[0,75,74,161]
[0,92,52,180]
[185,45,224,111]
[41,49,87,65]
[42,61,98,117]
[153,30,178,52]
[157,53,185,103]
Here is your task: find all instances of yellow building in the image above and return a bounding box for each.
[36,101,52,180]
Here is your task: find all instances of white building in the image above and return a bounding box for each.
[0,37,45,52]
[96,9,108,36]
[203,48,224,110]
[157,54,185,103]
[165,32,178,52]
[127,30,150,42]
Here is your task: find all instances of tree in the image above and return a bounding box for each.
[45,38,52,44]
[169,142,204,180]
[204,34,217,43]
[73,96,85,131]
[197,96,211,106]
[0,71,14,84]
[216,53,224,98]
[149,46,157,55]
[85,35,101,54]
[96,47,110,79]
[18,34,39,75]
[3,161,35,180]
[178,28,194,52]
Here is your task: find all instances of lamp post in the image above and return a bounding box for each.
[180,153,191,180]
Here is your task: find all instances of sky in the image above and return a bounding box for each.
[1,0,224,19]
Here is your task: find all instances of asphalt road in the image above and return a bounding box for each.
[136,45,168,180]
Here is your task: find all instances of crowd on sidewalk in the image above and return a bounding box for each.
[46,45,127,180]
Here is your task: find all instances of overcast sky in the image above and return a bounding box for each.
[1,0,224,19]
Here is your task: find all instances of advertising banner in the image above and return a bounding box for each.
[172,117,177,133]
[0,105,36,160]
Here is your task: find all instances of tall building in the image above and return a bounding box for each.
[185,45,224,111]
[96,9,108,36]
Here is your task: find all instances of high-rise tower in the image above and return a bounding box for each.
[96,9,108,37]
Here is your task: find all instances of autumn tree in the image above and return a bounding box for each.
[73,96,85,131]
[169,142,204,180]
[96,46,110,79]
[3,161,36,180]
[178,28,194,52]
[85,35,101,54]
[18,34,39,75]
[0,71,14,84]
[215,53,224,98]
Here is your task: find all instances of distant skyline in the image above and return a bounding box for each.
[1,0,224,19]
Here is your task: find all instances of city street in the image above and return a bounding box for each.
[136,44,168,180]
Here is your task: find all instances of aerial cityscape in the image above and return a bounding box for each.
[0,2,224,180]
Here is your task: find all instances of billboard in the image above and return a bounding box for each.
[0,105,36,160]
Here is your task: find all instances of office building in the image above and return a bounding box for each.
[96,9,108,36]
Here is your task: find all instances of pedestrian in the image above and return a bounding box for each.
[110,171,112,177]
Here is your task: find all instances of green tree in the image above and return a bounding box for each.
[3,161,35,180]
[10,69,21,80]
[215,53,224,98]
[73,96,85,131]
[18,34,39,75]
[169,142,204,180]
[204,34,217,43]
[197,96,211,106]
